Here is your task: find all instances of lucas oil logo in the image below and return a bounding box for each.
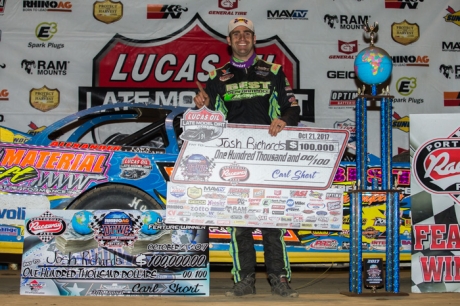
[79,14,299,110]
[413,130,460,203]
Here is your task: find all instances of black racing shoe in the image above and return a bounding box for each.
[225,273,256,297]
[268,274,299,298]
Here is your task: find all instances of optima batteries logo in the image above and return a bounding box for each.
[329,90,357,108]
[23,1,72,12]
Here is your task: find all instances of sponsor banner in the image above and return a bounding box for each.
[0,1,459,160]
[411,114,460,293]
[0,195,49,244]
[170,107,349,190]
[167,182,343,230]
[20,209,209,296]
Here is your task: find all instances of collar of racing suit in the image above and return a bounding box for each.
[230,52,257,69]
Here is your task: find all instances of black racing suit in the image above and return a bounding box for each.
[204,56,300,282]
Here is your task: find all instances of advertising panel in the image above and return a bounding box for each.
[411,114,460,293]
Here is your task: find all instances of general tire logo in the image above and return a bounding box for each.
[413,131,460,203]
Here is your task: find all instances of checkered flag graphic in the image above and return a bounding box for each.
[411,191,460,293]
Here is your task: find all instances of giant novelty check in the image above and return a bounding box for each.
[20,209,209,297]
[166,107,349,230]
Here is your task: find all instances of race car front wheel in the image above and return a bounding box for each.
[69,184,163,210]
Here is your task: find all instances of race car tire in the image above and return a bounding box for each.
[69,184,163,210]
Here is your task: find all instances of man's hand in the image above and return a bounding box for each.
[269,118,286,136]
[193,81,210,109]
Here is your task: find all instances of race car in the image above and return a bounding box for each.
[0,103,412,264]
[0,103,185,211]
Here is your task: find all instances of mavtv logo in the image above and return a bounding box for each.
[267,10,308,20]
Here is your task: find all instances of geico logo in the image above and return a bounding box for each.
[327,71,356,79]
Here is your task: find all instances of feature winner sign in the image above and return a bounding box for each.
[166,107,349,230]
[411,114,460,293]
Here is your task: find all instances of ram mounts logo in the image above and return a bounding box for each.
[413,129,460,204]
[21,59,69,75]
[323,14,369,30]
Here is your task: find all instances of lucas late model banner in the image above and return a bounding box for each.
[166,107,349,230]
[20,209,209,297]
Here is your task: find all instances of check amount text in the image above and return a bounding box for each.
[286,140,339,152]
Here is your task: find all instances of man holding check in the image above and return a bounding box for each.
[194,17,300,298]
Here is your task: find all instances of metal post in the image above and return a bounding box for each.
[347,89,403,295]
